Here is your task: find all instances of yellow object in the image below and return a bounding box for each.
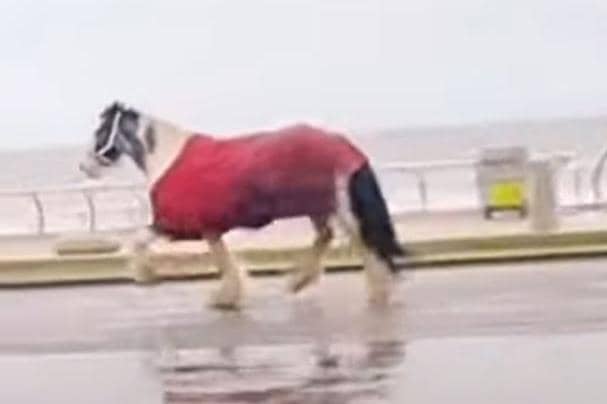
[489,181,525,208]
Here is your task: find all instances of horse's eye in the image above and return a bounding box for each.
[97,145,121,164]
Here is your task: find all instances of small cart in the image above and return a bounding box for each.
[476,146,529,219]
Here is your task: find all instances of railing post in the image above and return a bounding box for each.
[573,165,583,204]
[591,146,607,202]
[528,158,559,232]
[82,190,97,232]
[31,192,45,235]
[416,172,428,211]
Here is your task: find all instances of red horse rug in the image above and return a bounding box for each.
[151,124,368,238]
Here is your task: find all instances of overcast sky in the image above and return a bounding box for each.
[1,0,606,149]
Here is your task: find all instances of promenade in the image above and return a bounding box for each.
[2,208,607,285]
[1,259,607,403]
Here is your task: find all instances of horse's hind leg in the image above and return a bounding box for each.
[334,174,395,306]
[288,216,334,293]
[208,237,248,310]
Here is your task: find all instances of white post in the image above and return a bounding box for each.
[31,192,45,235]
[528,158,559,232]
[591,145,607,202]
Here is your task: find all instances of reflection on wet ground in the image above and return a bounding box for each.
[2,259,607,403]
[161,341,405,403]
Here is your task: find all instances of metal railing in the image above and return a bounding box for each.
[379,151,581,210]
[379,159,476,210]
[0,183,147,235]
[0,152,585,236]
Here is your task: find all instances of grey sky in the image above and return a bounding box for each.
[1,0,606,149]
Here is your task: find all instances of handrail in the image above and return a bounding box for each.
[381,159,476,172]
[0,182,146,235]
[381,152,577,210]
[0,152,583,235]
[382,151,575,172]
[0,151,576,197]
[0,182,145,197]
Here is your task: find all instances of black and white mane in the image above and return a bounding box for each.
[85,102,152,173]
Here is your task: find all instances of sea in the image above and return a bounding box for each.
[1,116,606,236]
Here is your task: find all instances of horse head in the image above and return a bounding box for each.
[80,101,151,178]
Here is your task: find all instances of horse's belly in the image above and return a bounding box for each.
[272,188,335,218]
[237,175,336,226]
[151,200,211,239]
[152,183,238,238]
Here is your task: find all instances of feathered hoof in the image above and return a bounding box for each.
[209,289,244,311]
[367,289,391,307]
[366,277,392,307]
[131,263,158,285]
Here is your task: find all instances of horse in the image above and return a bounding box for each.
[80,102,406,310]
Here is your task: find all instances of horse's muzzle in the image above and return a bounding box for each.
[79,155,102,179]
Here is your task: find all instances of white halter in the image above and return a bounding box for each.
[96,109,123,159]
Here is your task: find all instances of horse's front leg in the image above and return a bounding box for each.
[289,217,334,293]
[130,226,163,284]
[208,237,248,310]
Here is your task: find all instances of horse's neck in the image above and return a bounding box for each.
[145,119,191,186]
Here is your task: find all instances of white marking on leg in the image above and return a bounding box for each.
[208,238,248,310]
[334,174,392,305]
[130,227,161,284]
[334,175,362,255]
[289,219,334,293]
[362,248,393,305]
[334,176,358,233]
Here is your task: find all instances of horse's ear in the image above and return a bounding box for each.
[100,101,124,118]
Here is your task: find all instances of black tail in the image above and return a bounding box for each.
[348,163,406,272]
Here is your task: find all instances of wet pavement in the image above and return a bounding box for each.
[1,259,607,402]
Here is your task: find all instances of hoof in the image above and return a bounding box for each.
[288,266,321,294]
[393,270,409,283]
[209,297,242,311]
[210,301,241,311]
[366,282,392,306]
[368,291,391,307]
[132,264,158,285]
[209,288,244,311]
